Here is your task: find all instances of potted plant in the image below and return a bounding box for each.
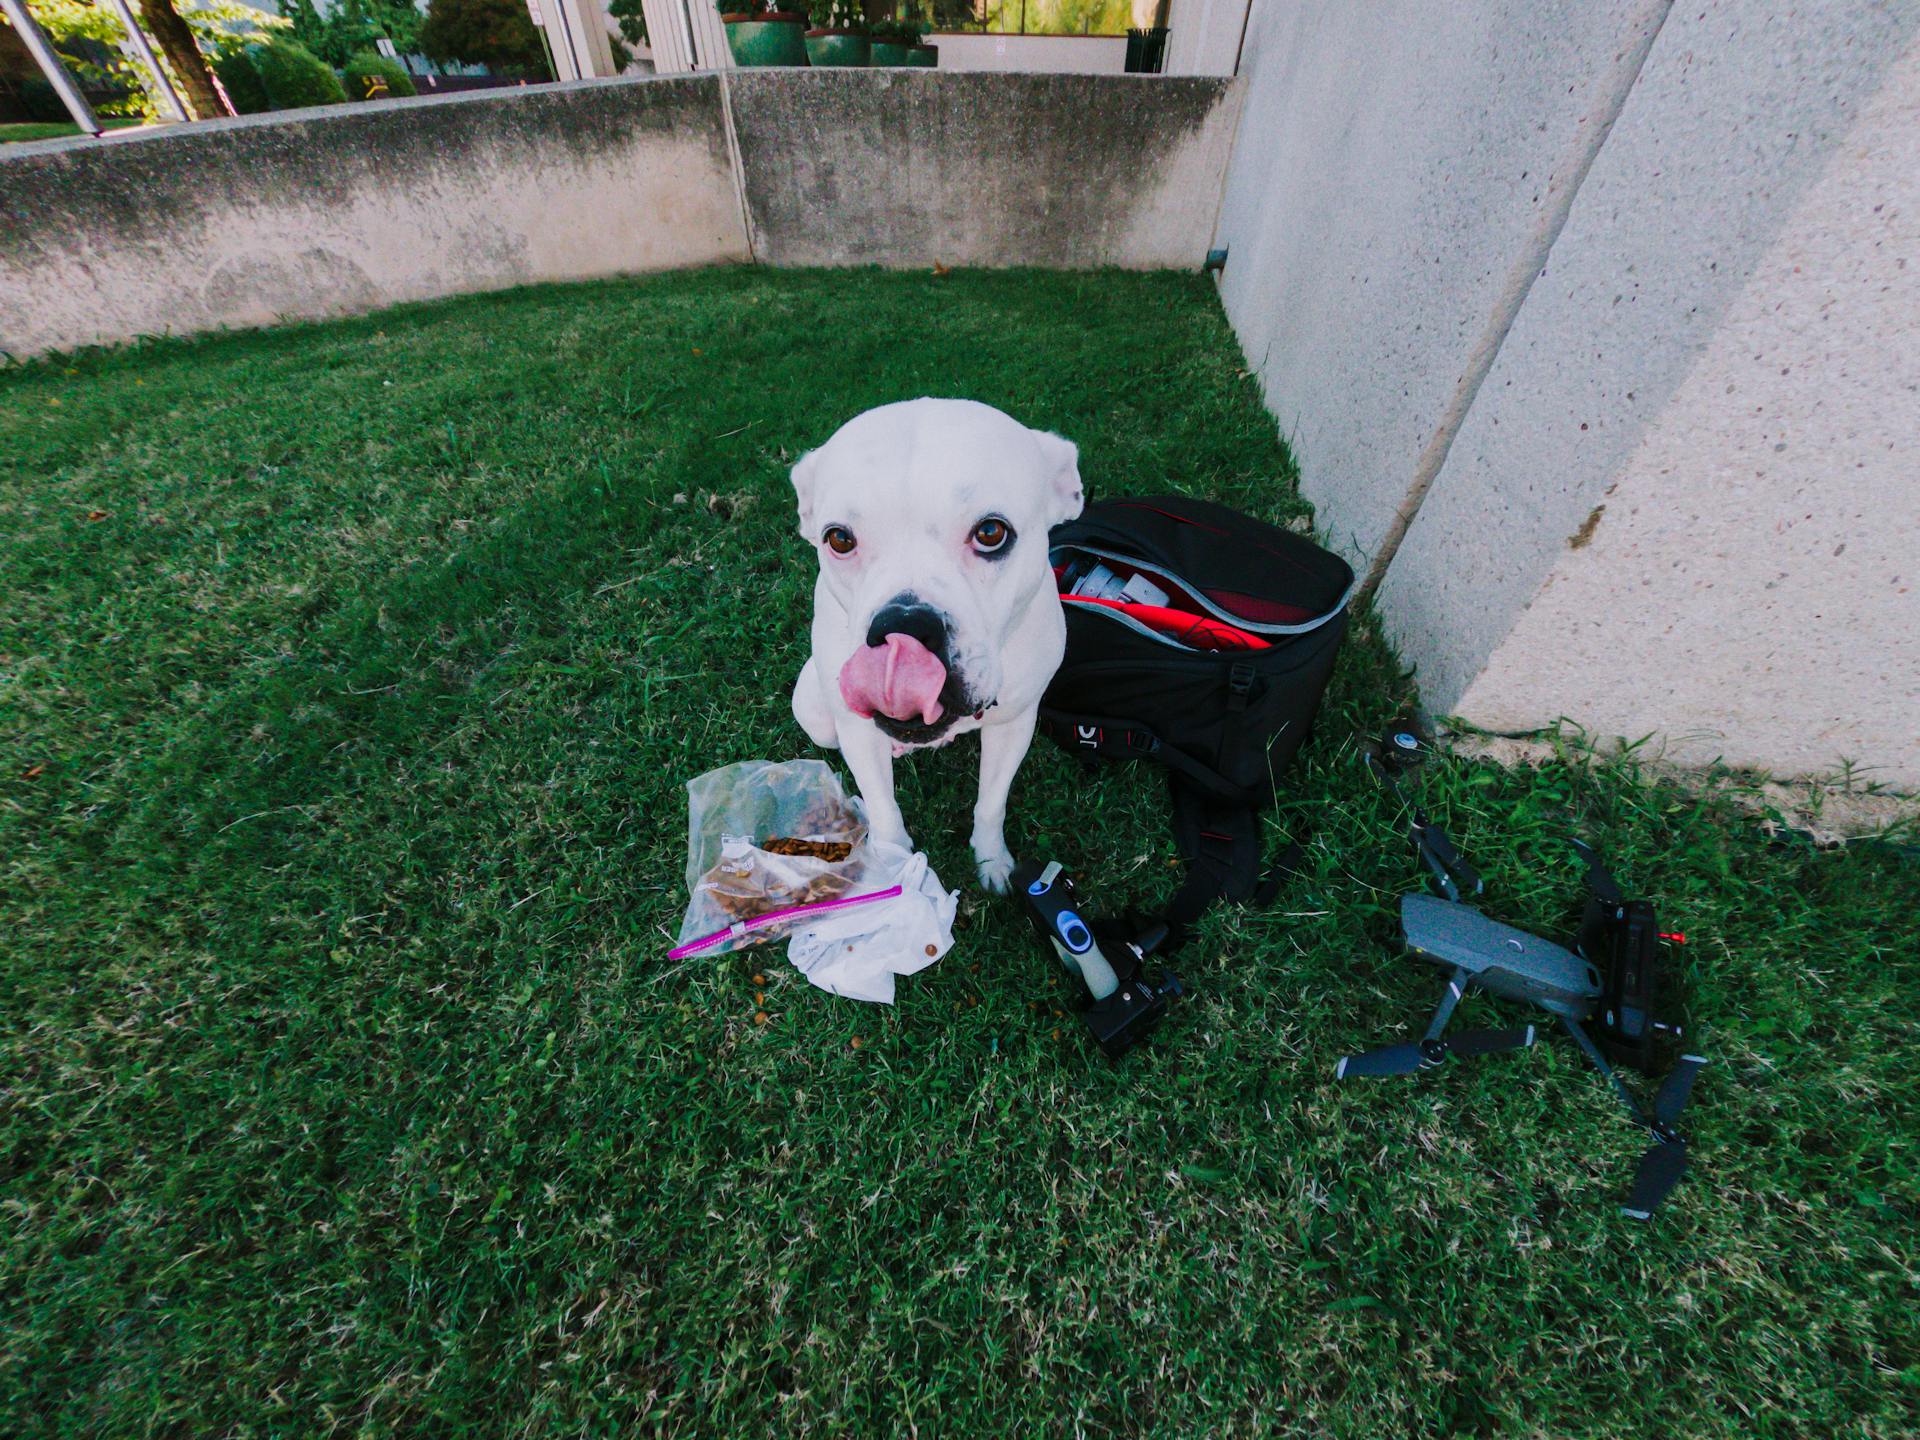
[805,0,870,65]
[719,0,812,66]
[868,16,927,65]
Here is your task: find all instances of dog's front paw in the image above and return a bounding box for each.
[974,845,1017,894]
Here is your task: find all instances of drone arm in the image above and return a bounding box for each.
[1422,968,1471,1043]
[1414,821,1482,902]
[1569,837,1624,906]
[1365,748,1482,901]
[1560,1015,1649,1128]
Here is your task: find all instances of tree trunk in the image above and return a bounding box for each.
[135,0,227,120]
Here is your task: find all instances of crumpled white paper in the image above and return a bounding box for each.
[786,840,958,1004]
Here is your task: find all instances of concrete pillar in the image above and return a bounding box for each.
[1163,0,1246,77]
[532,0,618,78]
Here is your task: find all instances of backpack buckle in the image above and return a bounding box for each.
[1227,662,1256,712]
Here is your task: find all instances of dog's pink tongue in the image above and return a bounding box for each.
[838,634,947,725]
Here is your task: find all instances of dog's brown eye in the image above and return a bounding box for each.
[971,517,1013,553]
[824,526,856,556]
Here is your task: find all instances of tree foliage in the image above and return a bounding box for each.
[608,0,646,48]
[14,0,280,119]
[419,0,545,72]
[975,0,1127,34]
[281,0,423,68]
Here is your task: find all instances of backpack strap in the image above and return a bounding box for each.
[1036,708,1302,946]
[1038,708,1251,806]
[1160,777,1306,946]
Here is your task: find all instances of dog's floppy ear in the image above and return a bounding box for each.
[790,447,821,536]
[1032,429,1084,528]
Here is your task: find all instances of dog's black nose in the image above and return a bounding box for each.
[866,597,950,658]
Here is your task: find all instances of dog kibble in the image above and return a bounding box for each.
[925,944,938,957]
[761,837,854,862]
[753,1011,769,1026]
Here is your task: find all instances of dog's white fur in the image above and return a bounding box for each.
[789,398,1083,892]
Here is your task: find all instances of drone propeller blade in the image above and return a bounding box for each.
[1335,1043,1427,1079]
[1622,1135,1688,1220]
[1654,1053,1709,1127]
[1336,1027,1536,1079]
[1569,837,1624,906]
[1448,1026,1537,1058]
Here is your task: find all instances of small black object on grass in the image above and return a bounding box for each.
[1012,858,1182,1060]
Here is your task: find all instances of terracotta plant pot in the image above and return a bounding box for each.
[721,12,811,66]
[803,28,871,66]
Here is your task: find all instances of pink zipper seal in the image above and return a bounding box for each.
[667,884,904,960]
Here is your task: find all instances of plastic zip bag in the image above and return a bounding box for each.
[673,760,874,957]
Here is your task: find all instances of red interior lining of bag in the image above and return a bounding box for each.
[1201,589,1321,625]
[1053,558,1323,635]
[1060,594,1272,651]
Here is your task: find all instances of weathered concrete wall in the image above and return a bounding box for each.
[1,71,1239,356]
[930,34,1128,74]
[0,78,747,357]
[1213,0,1672,565]
[729,71,1240,268]
[1415,10,1920,785]
[1216,0,1920,786]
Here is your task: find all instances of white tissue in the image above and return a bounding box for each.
[786,841,958,1004]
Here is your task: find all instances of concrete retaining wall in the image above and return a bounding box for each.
[0,71,1240,358]
[1214,0,1920,787]
[0,78,748,357]
[729,71,1238,267]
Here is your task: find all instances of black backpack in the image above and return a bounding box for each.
[1038,496,1355,940]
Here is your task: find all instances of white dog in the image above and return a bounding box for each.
[789,398,1084,892]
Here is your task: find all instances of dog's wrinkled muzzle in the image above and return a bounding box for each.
[838,633,948,726]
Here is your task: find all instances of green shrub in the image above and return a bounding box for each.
[16,76,71,124]
[213,50,273,115]
[342,52,418,100]
[870,16,928,43]
[242,39,348,110]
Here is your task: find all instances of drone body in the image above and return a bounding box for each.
[1401,894,1602,1023]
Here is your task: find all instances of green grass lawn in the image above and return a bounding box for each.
[3,268,1915,1437]
[0,118,146,143]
